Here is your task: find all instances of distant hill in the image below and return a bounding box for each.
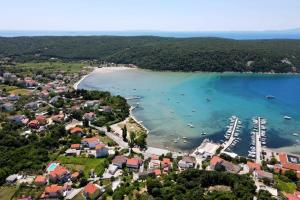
[0,36,300,73]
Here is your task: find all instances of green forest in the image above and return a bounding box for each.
[1,36,300,73]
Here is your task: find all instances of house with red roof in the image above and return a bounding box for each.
[83,182,101,200]
[34,175,47,186]
[246,161,261,172]
[126,157,142,170]
[41,185,64,199]
[95,144,108,158]
[36,115,47,125]
[161,158,172,172]
[83,112,96,121]
[49,166,71,183]
[70,127,83,137]
[71,144,81,150]
[81,137,100,149]
[278,153,300,179]
[71,172,80,181]
[51,113,65,123]
[254,170,274,181]
[27,120,39,129]
[210,156,240,173]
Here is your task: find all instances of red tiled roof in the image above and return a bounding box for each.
[112,155,127,164]
[71,144,80,149]
[154,169,161,176]
[50,166,68,177]
[279,153,288,164]
[285,193,300,200]
[282,163,300,171]
[127,158,139,166]
[28,120,39,126]
[71,172,79,178]
[95,144,106,150]
[45,185,63,193]
[247,161,261,171]
[84,182,98,194]
[210,156,223,166]
[82,137,98,142]
[70,127,83,134]
[35,175,46,183]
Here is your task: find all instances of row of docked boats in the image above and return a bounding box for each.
[248,117,267,158]
[223,116,242,151]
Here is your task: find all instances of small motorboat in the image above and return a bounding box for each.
[266,95,275,99]
[284,116,292,120]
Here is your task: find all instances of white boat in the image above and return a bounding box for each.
[284,116,292,120]
[187,124,194,128]
[293,133,299,136]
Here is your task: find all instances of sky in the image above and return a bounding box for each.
[0,0,300,32]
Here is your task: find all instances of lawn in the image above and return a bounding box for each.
[9,88,31,96]
[275,176,297,193]
[0,186,17,200]
[0,84,19,92]
[72,192,86,200]
[16,61,86,75]
[57,156,108,178]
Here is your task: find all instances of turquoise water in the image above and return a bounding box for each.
[78,69,300,155]
[47,163,59,172]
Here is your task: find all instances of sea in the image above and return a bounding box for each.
[78,69,300,155]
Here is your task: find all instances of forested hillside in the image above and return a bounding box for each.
[1,36,300,72]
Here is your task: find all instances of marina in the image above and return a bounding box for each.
[248,117,267,163]
[221,116,242,152]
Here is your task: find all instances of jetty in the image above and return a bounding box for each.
[255,117,263,163]
[221,116,241,152]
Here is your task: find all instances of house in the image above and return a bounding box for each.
[161,158,172,172]
[65,149,78,156]
[278,153,300,179]
[71,172,80,181]
[154,169,162,176]
[42,185,64,199]
[49,96,60,104]
[95,144,108,158]
[25,102,39,110]
[1,102,14,112]
[254,170,274,181]
[27,120,39,129]
[83,182,101,200]
[70,127,83,137]
[126,158,141,170]
[49,166,71,183]
[112,155,128,169]
[51,113,65,123]
[81,137,100,149]
[210,156,240,173]
[83,112,96,121]
[36,115,47,125]
[108,164,118,175]
[6,174,19,184]
[100,106,112,113]
[24,79,38,88]
[40,91,49,99]
[149,159,161,169]
[34,175,47,185]
[7,93,19,101]
[247,161,261,172]
[10,115,29,125]
[71,144,81,150]
[178,156,196,169]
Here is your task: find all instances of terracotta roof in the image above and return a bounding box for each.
[28,120,39,126]
[154,169,161,176]
[36,115,46,121]
[82,137,98,142]
[71,172,79,178]
[247,161,261,171]
[45,185,63,193]
[282,163,300,171]
[127,158,139,166]
[71,144,81,149]
[35,175,46,183]
[151,155,159,160]
[256,170,273,179]
[285,193,300,200]
[70,127,83,134]
[84,182,98,194]
[50,166,68,177]
[279,153,288,164]
[95,144,106,150]
[210,156,223,166]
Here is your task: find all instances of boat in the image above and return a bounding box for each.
[284,116,292,120]
[266,95,275,99]
[182,136,187,139]
[187,124,194,128]
[293,133,299,136]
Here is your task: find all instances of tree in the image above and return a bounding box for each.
[122,126,127,142]
[285,170,298,182]
[214,163,226,172]
[257,190,276,200]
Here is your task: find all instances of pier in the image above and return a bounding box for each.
[221,116,239,152]
[255,117,263,164]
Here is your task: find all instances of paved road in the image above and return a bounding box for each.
[89,122,129,148]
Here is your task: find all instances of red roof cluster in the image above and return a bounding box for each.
[44,184,63,193]
[84,182,98,194]
[50,166,68,177]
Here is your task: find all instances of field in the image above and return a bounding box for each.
[16,61,86,75]
[57,156,108,178]
[0,186,17,200]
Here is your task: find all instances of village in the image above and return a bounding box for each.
[0,61,300,200]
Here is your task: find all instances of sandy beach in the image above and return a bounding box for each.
[73,66,137,90]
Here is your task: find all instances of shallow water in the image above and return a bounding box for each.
[78,69,300,155]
